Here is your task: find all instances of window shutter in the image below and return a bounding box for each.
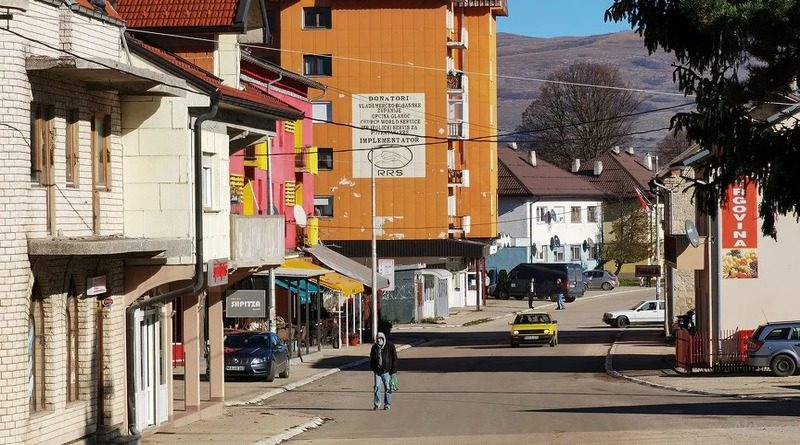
[308,146,318,175]
[284,180,296,206]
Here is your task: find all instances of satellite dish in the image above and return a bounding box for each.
[685,219,700,248]
[553,235,561,248]
[293,205,308,227]
[549,210,557,223]
[582,240,588,252]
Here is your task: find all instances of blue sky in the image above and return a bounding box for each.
[497,0,631,38]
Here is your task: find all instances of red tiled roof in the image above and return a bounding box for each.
[116,0,241,29]
[127,37,302,120]
[498,148,607,199]
[576,149,654,199]
[74,0,123,21]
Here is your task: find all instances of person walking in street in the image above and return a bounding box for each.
[555,277,566,310]
[370,332,397,410]
[527,277,536,309]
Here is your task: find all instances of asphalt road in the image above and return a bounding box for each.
[261,288,800,445]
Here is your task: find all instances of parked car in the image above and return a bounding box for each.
[602,300,665,328]
[509,310,558,347]
[224,332,290,382]
[583,270,619,290]
[746,321,800,377]
[494,262,585,302]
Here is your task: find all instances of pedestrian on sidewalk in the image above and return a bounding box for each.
[527,277,535,309]
[370,332,397,411]
[555,277,566,310]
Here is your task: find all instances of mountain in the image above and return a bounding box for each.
[497,32,692,155]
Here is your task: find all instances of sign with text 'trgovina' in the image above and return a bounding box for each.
[721,180,759,279]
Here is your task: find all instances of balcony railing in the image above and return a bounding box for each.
[230,214,285,267]
[453,0,507,8]
[448,121,466,139]
[448,215,464,230]
[448,168,469,187]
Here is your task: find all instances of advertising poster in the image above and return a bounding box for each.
[352,93,426,178]
[720,180,758,279]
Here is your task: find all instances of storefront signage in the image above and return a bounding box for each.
[635,265,661,278]
[225,290,266,318]
[208,258,229,287]
[352,93,426,178]
[378,258,395,291]
[721,180,759,279]
[102,297,114,308]
[86,275,107,296]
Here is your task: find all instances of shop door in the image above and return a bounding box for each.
[134,308,168,431]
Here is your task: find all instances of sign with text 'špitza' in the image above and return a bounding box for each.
[352,93,426,178]
[225,290,266,318]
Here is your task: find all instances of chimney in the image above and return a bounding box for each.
[626,146,635,155]
[611,146,620,154]
[644,153,653,171]
[528,150,537,167]
[571,158,581,173]
[593,160,603,176]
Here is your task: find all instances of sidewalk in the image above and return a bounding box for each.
[606,328,800,400]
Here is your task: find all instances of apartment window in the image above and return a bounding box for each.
[571,206,581,223]
[536,207,548,223]
[311,101,332,122]
[553,206,565,223]
[303,54,332,76]
[66,279,80,402]
[30,282,46,412]
[303,7,331,29]
[314,195,334,217]
[30,103,54,185]
[554,246,565,261]
[589,246,599,260]
[202,153,214,209]
[66,109,79,186]
[587,206,598,223]
[318,148,333,170]
[570,245,581,261]
[91,114,111,189]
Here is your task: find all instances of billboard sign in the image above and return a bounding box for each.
[721,180,759,279]
[225,290,266,318]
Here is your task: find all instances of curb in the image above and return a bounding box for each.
[226,341,423,407]
[604,330,797,401]
[248,417,325,445]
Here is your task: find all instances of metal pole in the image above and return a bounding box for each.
[371,147,378,341]
[654,156,661,302]
[269,269,276,334]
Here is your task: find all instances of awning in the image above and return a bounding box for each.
[304,244,389,290]
[279,258,364,297]
[275,278,318,304]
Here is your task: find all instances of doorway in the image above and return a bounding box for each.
[133,307,168,431]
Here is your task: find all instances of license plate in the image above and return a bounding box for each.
[225,365,245,371]
[524,335,539,340]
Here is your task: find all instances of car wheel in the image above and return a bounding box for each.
[616,316,630,328]
[498,290,510,300]
[770,355,797,377]
[279,362,290,379]
[601,282,613,290]
[266,360,276,382]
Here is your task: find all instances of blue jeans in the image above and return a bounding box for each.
[556,292,565,310]
[373,372,392,408]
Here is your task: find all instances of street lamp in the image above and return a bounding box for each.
[371,147,378,342]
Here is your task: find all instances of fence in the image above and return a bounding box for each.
[675,328,756,373]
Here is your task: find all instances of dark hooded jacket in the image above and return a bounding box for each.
[370,332,397,374]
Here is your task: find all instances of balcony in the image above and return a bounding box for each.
[447,72,463,91]
[448,121,466,139]
[447,28,468,49]
[453,0,508,9]
[448,168,469,187]
[230,214,285,268]
[295,147,309,172]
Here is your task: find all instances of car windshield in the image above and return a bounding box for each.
[224,334,271,349]
[514,314,550,324]
[631,301,646,310]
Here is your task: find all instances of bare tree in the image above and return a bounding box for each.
[655,129,692,164]
[600,200,653,276]
[516,62,642,170]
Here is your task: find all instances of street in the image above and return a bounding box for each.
[252,288,800,444]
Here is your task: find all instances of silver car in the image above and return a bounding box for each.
[746,321,800,377]
[583,270,618,290]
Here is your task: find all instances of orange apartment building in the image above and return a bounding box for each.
[264,0,507,269]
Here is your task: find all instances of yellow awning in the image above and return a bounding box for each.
[281,259,365,297]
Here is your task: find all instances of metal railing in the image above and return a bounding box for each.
[675,328,756,374]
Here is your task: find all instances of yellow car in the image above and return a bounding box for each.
[509,310,558,347]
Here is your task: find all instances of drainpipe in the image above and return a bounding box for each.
[124,91,219,437]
